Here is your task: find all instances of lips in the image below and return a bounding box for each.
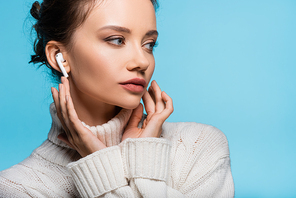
[119,78,147,93]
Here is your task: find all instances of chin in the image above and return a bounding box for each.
[116,97,142,110]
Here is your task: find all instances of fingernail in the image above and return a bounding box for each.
[66,95,69,102]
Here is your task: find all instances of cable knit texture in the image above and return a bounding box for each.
[0,104,235,197]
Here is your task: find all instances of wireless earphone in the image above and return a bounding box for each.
[55,53,69,78]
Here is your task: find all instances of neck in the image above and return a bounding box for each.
[69,78,121,126]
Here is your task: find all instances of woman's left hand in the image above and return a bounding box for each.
[122,80,173,141]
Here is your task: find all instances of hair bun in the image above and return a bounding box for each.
[30,1,41,20]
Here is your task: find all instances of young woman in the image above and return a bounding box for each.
[0,0,234,197]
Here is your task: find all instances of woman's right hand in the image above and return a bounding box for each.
[51,77,107,157]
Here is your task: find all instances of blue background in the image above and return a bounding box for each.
[0,0,295,197]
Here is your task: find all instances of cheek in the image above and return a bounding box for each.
[68,44,128,98]
[146,57,155,81]
[70,46,118,80]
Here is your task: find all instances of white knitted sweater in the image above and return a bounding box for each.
[0,104,234,197]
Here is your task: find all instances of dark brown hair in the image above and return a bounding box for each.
[29,0,159,83]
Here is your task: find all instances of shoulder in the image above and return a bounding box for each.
[162,122,228,143]
[0,154,73,196]
[162,122,230,156]
[0,155,45,186]
[162,122,234,196]
[0,162,32,196]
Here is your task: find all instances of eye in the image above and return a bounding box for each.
[143,41,158,52]
[104,36,125,46]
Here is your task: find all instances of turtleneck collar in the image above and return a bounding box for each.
[33,103,132,166]
[48,103,132,148]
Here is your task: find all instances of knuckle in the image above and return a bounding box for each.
[68,113,77,123]
[165,104,173,111]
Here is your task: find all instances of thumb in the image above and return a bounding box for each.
[125,103,143,130]
[57,133,75,149]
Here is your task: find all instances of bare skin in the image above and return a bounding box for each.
[52,78,173,157]
[49,0,174,157]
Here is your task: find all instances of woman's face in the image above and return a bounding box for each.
[66,0,157,109]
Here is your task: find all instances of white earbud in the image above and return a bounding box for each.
[56,53,69,78]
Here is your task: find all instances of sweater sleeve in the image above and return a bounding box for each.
[66,138,172,197]
[67,146,134,197]
[119,138,172,197]
[67,124,234,197]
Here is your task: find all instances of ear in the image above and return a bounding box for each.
[45,41,71,74]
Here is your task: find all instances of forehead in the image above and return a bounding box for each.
[81,0,156,32]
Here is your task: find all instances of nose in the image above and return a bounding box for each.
[126,45,150,72]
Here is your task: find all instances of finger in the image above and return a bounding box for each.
[51,87,67,131]
[125,103,143,130]
[59,83,73,139]
[151,80,165,113]
[65,93,87,137]
[62,76,70,96]
[61,77,77,135]
[141,92,173,138]
[160,91,174,118]
[62,77,73,128]
[148,86,155,104]
[142,89,155,115]
[57,133,75,149]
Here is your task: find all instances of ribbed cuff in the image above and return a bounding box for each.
[67,146,127,197]
[120,138,171,182]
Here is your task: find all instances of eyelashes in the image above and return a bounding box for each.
[104,37,125,46]
[144,41,158,52]
[103,36,158,52]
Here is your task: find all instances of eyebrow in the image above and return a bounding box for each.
[99,25,158,37]
[146,30,159,37]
